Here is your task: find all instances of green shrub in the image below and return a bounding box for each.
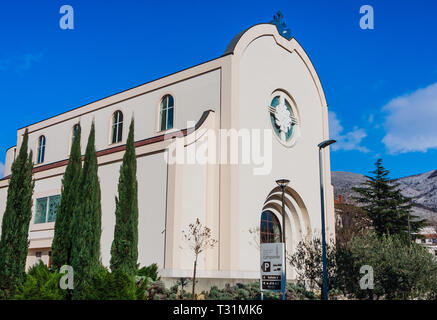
[289,238,345,297]
[77,263,162,300]
[11,261,320,300]
[204,282,315,300]
[350,231,437,300]
[79,266,138,300]
[135,276,149,300]
[137,263,160,281]
[174,278,191,299]
[14,262,66,300]
[286,283,318,300]
[289,231,437,300]
[13,262,161,300]
[146,280,169,300]
[206,285,234,300]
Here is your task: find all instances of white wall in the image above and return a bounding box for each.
[27,176,62,252]
[0,188,7,237]
[137,152,167,269]
[27,248,51,270]
[98,161,121,267]
[3,146,16,177]
[98,151,168,269]
[178,144,208,271]
[237,35,327,275]
[22,69,221,168]
[0,146,170,271]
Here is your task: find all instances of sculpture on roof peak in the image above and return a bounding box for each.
[270,11,292,40]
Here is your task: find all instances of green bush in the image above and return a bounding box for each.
[145,280,179,300]
[135,276,149,300]
[204,282,315,300]
[286,283,318,300]
[79,266,140,300]
[288,238,339,294]
[137,263,160,281]
[11,261,320,300]
[14,262,66,300]
[78,263,163,300]
[350,231,437,300]
[207,285,234,300]
[289,231,437,300]
[12,262,161,300]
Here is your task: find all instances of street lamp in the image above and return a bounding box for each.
[317,139,336,300]
[276,178,289,300]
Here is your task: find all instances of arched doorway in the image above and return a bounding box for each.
[260,185,311,280]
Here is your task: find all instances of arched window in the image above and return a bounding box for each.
[111,111,123,144]
[37,135,46,164]
[71,124,80,145]
[159,95,174,131]
[260,210,282,244]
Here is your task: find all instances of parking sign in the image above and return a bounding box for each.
[260,243,285,292]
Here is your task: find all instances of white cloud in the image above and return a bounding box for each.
[17,52,43,72]
[0,162,4,178]
[328,111,369,153]
[382,82,437,154]
[0,52,43,73]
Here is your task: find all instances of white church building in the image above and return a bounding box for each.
[0,22,335,287]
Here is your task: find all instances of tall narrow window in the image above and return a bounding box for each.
[71,124,79,145]
[37,135,46,164]
[111,111,123,144]
[260,210,282,244]
[159,95,174,131]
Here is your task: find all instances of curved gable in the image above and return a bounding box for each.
[224,23,327,108]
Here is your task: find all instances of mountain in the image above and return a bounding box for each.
[331,170,437,223]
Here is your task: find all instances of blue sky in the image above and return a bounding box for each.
[0,0,436,178]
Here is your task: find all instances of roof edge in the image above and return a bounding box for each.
[223,23,292,55]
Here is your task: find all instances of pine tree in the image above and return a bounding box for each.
[70,123,102,299]
[110,119,138,275]
[353,159,426,238]
[51,124,82,270]
[0,129,34,296]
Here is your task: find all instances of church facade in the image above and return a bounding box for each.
[0,23,335,286]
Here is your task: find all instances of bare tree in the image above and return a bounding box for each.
[335,203,371,248]
[183,218,218,299]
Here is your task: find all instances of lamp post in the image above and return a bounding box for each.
[317,139,336,300]
[276,178,289,300]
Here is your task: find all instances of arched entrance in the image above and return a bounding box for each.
[260,185,311,279]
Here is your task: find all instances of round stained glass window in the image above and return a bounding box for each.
[268,91,300,147]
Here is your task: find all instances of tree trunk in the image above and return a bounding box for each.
[192,254,198,299]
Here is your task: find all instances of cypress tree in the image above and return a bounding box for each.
[51,124,82,270]
[70,123,102,299]
[353,158,426,238]
[110,119,138,275]
[0,129,34,296]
